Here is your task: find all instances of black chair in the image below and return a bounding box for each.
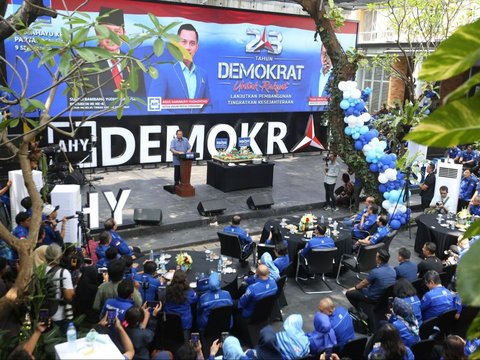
[238,295,276,347]
[336,336,368,359]
[352,222,378,241]
[371,284,395,331]
[296,247,337,294]
[411,278,428,298]
[411,339,435,360]
[270,275,287,321]
[382,229,398,252]
[257,243,276,261]
[453,306,480,338]
[281,261,294,277]
[201,305,233,357]
[154,312,185,354]
[362,335,376,360]
[438,308,457,337]
[440,264,457,288]
[419,316,440,340]
[218,231,256,263]
[336,243,384,287]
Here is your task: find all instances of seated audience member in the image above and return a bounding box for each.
[335,173,354,206]
[42,204,67,247]
[446,146,461,163]
[134,260,160,302]
[104,218,139,258]
[428,186,455,214]
[469,195,480,216]
[394,247,417,282]
[393,278,422,325]
[352,204,379,239]
[197,272,233,331]
[307,312,337,356]
[344,196,375,228]
[93,259,142,312]
[0,257,7,298]
[346,249,396,314]
[97,313,135,360]
[459,145,476,168]
[301,225,335,257]
[164,270,198,332]
[238,264,277,318]
[276,314,310,360]
[73,266,100,324]
[353,215,389,248]
[96,231,111,268]
[443,334,468,360]
[255,325,282,359]
[265,227,288,247]
[388,298,420,347]
[105,246,120,267]
[421,270,454,321]
[368,323,414,360]
[125,305,162,360]
[223,336,256,359]
[318,297,355,349]
[273,243,290,275]
[417,242,443,278]
[223,215,254,257]
[101,279,136,322]
[245,252,280,285]
[458,169,477,211]
[12,211,30,239]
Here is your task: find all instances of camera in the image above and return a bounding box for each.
[436,201,443,206]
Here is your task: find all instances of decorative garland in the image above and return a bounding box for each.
[338,81,411,230]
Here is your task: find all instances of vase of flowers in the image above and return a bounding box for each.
[176,252,193,271]
[457,208,471,225]
[299,213,316,232]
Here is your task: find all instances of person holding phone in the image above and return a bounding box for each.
[100,279,136,322]
[98,313,135,360]
[124,304,161,359]
[133,260,160,302]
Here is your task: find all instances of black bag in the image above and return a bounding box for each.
[349,309,370,335]
[41,266,65,317]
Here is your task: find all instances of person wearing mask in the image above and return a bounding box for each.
[394,248,418,282]
[388,298,420,347]
[417,242,443,278]
[238,264,277,318]
[276,314,310,360]
[134,260,160,302]
[196,272,233,331]
[421,270,455,321]
[352,204,379,239]
[393,278,422,325]
[368,323,414,360]
[164,270,198,335]
[273,243,290,276]
[318,297,355,350]
[419,163,436,210]
[307,312,337,356]
[255,325,282,359]
[124,305,162,360]
[323,153,340,211]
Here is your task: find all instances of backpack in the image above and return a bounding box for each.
[41,266,65,317]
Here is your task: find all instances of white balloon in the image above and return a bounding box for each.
[351,89,361,99]
[385,168,397,181]
[343,91,352,99]
[378,173,388,184]
[344,116,349,124]
[387,206,396,215]
[398,205,407,213]
[382,200,392,210]
[338,81,347,91]
[378,140,387,150]
[361,113,371,122]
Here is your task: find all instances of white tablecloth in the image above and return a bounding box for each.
[54,334,124,360]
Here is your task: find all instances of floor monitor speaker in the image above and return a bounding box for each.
[246,193,274,210]
[134,209,162,225]
[197,199,226,217]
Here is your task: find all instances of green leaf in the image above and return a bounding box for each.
[148,13,162,32]
[71,27,90,45]
[420,19,480,81]
[116,106,124,120]
[167,41,188,63]
[404,96,480,147]
[148,66,158,79]
[29,99,46,110]
[162,21,182,34]
[129,64,139,92]
[76,48,98,63]
[60,27,71,43]
[444,73,480,103]
[134,59,147,73]
[458,240,480,306]
[134,23,154,33]
[25,118,39,128]
[463,219,480,240]
[83,47,113,60]
[9,117,19,128]
[94,25,110,39]
[153,38,164,57]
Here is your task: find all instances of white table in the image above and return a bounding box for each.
[54,334,124,360]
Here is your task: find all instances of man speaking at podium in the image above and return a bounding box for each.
[170,129,192,185]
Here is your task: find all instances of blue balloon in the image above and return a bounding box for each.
[355,140,363,150]
[355,101,365,111]
[379,184,386,193]
[353,110,361,116]
[400,217,406,225]
[352,132,360,140]
[372,129,379,137]
[345,108,354,116]
[340,100,350,110]
[360,126,368,134]
[345,127,352,135]
[370,163,379,172]
[390,219,401,230]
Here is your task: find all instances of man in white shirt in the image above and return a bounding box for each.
[428,185,455,214]
[324,153,340,211]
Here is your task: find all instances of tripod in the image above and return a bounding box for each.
[388,168,413,239]
[77,211,92,257]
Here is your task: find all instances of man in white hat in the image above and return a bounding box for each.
[42,204,69,247]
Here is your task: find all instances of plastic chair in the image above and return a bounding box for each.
[296,247,338,294]
[218,231,256,263]
[382,229,398,252]
[419,316,441,340]
[201,305,233,357]
[336,243,384,286]
[411,339,435,360]
[238,295,276,347]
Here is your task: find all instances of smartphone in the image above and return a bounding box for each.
[157,286,166,302]
[221,332,229,343]
[39,308,49,324]
[84,258,93,265]
[107,309,117,326]
[98,267,108,274]
[146,301,159,308]
[190,332,200,346]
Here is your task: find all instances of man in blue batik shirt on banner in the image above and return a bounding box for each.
[223,215,254,257]
[170,129,192,186]
[307,44,332,111]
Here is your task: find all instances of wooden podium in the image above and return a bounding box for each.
[176,152,199,197]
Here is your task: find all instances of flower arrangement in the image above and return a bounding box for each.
[457,208,472,224]
[299,213,316,232]
[176,252,193,270]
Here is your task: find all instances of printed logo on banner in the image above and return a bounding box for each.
[245,27,283,55]
[147,97,162,111]
[215,138,228,150]
[238,137,251,147]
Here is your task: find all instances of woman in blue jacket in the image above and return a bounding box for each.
[307,312,337,356]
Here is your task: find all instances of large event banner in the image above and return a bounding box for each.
[5,0,358,117]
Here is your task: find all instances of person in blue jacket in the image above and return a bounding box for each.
[354,216,389,248]
[223,215,254,257]
[12,211,30,239]
[104,218,137,258]
[421,270,455,321]
[265,227,288,248]
[458,169,477,211]
[164,270,198,333]
[343,196,375,227]
[245,253,280,286]
[352,204,379,239]
[298,224,335,280]
[368,323,414,360]
[446,146,461,162]
[469,195,480,216]
[276,314,310,360]
[388,297,420,348]
[307,312,337,356]
[238,264,277,318]
[133,260,160,302]
[96,231,111,268]
[101,279,136,322]
[393,278,422,325]
[318,297,355,349]
[196,272,233,331]
[394,248,418,282]
[273,243,290,275]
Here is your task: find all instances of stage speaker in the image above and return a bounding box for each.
[197,199,226,217]
[247,193,274,210]
[64,170,85,185]
[134,209,162,225]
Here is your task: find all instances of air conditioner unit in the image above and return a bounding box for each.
[434,160,463,212]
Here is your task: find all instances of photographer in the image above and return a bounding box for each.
[42,204,69,247]
[427,186,455,214]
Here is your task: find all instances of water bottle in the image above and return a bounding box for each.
[66,322,77,349]
[320,215,325,224]
[326,228,331,237]
[149,249,154,261]
[217,256,223,273]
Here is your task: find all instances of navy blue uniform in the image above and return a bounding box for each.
[369,226,389,245]
[394,261,418,282]
[109,230,133,257]
[164,289,198,330]
[223,225,254,255]
[274,255,290,275]
[352,214,377,238]
[330,307,355,349]
[301,235,335,257]
[101,297,135,322]
[364,264,396,301]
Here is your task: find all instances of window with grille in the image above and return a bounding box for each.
[356,64,390,113]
